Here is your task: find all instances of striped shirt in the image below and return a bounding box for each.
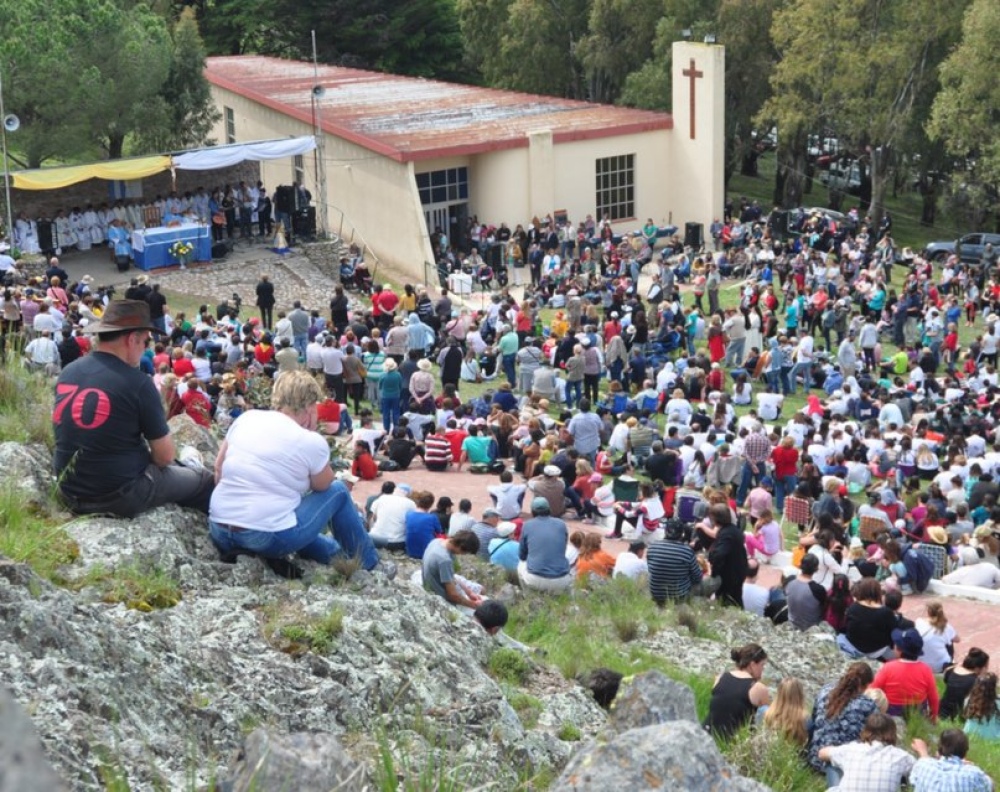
[646,540,703,603]
[424,434,453,466]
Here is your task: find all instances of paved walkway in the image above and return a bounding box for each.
[354,466,1000,665]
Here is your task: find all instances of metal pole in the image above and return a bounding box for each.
[0,70,14,247]
[311,31,329,240]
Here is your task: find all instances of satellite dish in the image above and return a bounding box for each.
[311,85,326,99]
[3,115,19,133]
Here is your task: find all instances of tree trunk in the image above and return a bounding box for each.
[867,146,892,232]
[107,133,125,160]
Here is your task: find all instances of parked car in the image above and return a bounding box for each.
[923,233,1000,263]
[819,160,862,195]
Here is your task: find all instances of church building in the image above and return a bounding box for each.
[204,42,723,282]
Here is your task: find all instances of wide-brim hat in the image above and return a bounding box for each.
[82,299,158,335]
[926,525,949,545]
[80,274,94,285]
[135,274,149,285]
[383,358,398,371]
[417,359,432,371]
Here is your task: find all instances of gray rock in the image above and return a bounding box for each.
[167,414,221,469]
[226,730,366,792]
[609,671,698,730]
[552,721,771,791]
[0,441,55,503]
[0,686,68,792]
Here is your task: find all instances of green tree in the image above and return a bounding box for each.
[140,7,221,153]
[577,0,663,104]
[70,0,175,159]
[456,0,514,85]
[762,0,966,221]
[928,0,1000,228]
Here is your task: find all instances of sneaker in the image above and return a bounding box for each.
[375,560,398,581]
[604,532,622,540]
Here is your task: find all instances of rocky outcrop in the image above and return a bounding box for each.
[0,441,55,504]
[609,671,698,730]
[1,505,605,791]
[224,730,366,792]
[0,686,68,792]
[553,721,771,792]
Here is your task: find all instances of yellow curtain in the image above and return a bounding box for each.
[11,156,172,190]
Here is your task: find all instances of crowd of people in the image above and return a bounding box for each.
[8,194,999,788]
[699,640,995,791]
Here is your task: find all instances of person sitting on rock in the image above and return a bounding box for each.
[422,530,483,611]
[53,300,214,517]
[518,497,573,592]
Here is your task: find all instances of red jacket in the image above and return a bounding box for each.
[352,453,379,481]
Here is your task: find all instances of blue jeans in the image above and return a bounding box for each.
[502,353,517,387]
[609,359,625,384]
[293,333,308,359]
[775,474,798,513]
[737,461,762,504]
[566,379,582,409]
[724,338,745,367]
[564,485,585,516]
[380,395,400,431]
[209,482,380,569]
[789,361,812,394]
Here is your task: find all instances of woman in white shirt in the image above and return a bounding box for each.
[915,601,959,673]
[808,529,848,591]
[732,373,753,406]
[209,371,382,573]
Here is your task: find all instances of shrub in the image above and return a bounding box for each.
[557,722,582,742]
[487,648,532,685]
[267,606,345,656]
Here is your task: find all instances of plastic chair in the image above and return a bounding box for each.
[612,476,639,504]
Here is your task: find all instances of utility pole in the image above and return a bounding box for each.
[311,30,329,240]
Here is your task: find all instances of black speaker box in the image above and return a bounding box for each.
[684,221,704,249]
[274,185,295,215]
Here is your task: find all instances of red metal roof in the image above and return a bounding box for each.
[205,56,673,163]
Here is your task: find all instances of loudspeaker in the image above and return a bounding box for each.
[37,220,54,254]
[212,241,231,259]
[486,243,503,268]
[274,185,295,215]
[684,221,704,249]
[293,207,316,238]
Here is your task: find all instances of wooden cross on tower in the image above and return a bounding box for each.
[682,58,703,140]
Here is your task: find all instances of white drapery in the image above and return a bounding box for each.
[172,136,317,171]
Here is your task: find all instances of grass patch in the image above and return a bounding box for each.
[0,487,78,583]
[77,562,183,611]
[507,689,544,728]
[557,722,582,742]
[262,603,345,656]
[487,647,533,685]
[0,358,55,448]
[371,727,487,792]
[723,725,825,792]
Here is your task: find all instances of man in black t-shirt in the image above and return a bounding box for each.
[52,300,213,518]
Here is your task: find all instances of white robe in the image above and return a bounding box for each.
[15,218,41,254]
[744,311,763,362]
[54,216,77,249]
[83,210,103,244]
[96,210,111,239]
[71,212,91,250]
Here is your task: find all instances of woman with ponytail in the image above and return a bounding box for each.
[807,662,879,784]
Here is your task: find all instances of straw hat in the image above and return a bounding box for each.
[926,525,949,545]
[383,358,398,372]
[417,359,432,371]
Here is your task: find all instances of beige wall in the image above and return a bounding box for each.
[471,148,529,226]
[552,131,672,234]
[667,42,725,244]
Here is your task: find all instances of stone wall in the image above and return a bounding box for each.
[3,161,260,220]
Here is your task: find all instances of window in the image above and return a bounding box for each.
[595,154,635,222]
[415,167,468,206]
[293,155,305,185]
[224,107,235,144]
